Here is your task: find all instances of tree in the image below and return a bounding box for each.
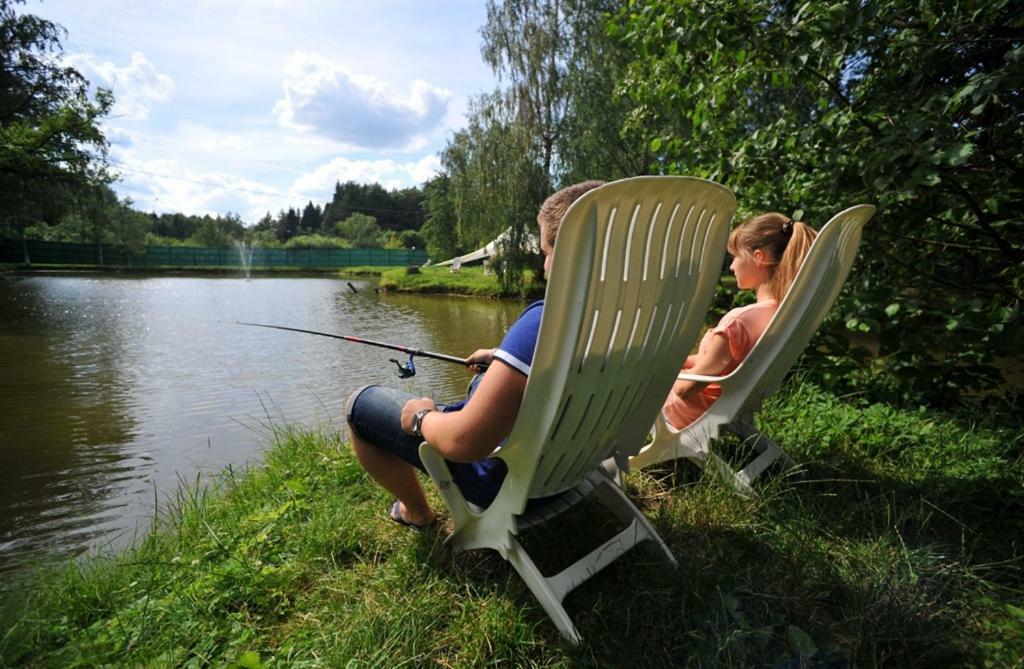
[275,208,300,241]
[105,196,149,259]
[440,96,549,292]
[482,0,570,183]
[397,229,425,249]
[0,0,113,261]
[299,201,321,235]
[189,218,230,248]
[482,0,637,184]
[253,212,274,232]
[336,212,385,247]
[617,0,1023,405]
[31,185,148,261]
[555,0,650,182]
[421,174,460,260]
[321,181,425,232]
[451,0,628,288]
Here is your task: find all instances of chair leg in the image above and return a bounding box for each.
[592,478,677,567]
[704,450,757,498]
[502,476,678,644]
[729,422,793,488]
[505,535,582,644]
[419,441,475,536]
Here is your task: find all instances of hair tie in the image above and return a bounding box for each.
[783,220,794,236]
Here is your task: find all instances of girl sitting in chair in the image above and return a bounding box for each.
[664,213,817,429]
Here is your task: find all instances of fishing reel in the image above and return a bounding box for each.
[388,353,417,379]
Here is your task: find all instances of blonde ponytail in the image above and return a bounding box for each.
[767,221,816,300]
[728,213,818,301]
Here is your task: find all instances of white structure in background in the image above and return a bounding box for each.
[437,227,540,267]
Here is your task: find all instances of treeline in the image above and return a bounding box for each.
[143,181,426,250]
[413,0,1023,408]
[17,181,427,252]
[240,181,426,250]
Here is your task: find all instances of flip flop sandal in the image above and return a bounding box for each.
[388,500,433,532]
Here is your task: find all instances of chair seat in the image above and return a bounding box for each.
[516,471,602,531]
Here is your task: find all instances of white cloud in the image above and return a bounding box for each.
[114,155,284,222]
[289,154,441,198]
[67,51,174,121]
[175,122,253,153]
[273,52,451,149]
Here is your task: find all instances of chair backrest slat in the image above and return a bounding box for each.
[501,177,735,499]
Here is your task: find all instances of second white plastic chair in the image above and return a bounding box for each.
[629,205,876,495]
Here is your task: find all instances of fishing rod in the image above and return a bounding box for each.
[236,321,473,379]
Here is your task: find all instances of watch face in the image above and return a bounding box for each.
[413,409,428,436]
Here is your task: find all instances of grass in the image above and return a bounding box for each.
[379,265,544,299]
[334,266,395,277]
[1,382,1021,667]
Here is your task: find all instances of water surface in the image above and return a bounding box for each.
[0,274,523,572]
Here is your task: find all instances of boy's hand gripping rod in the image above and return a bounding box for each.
[236,321,475,379]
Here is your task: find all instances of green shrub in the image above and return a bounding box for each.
[283,234,353,250]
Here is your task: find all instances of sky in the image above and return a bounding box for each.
[26,0,497,222]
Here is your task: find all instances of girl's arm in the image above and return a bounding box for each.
[400,361,527,463]
[671,334,733,400]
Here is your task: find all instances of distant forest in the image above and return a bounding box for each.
[15,179,427,252]
[147,180,427,250]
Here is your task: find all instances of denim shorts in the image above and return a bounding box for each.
[346,384,508,508]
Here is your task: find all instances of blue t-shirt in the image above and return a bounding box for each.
[449,300,543,507]
[492,300,543,376]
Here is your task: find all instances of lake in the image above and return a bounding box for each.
[0,274,524,574]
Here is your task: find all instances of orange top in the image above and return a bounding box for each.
[662,300,778,429]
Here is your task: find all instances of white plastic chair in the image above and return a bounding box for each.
[419,176,736,643]
[629,205,876,495]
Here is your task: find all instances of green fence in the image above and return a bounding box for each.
[0,240,427,269]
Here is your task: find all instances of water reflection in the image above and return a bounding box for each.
[0,276,142,564]
[0,275,523,573]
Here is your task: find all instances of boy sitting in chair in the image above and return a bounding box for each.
[346,181,604,529]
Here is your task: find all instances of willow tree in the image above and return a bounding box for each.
[481,0,572,184]
[616,0,1023,406]
[421,174,460,261]
[436,95,548,293]
[482,0,640,184]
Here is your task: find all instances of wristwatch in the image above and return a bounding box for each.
[411,408,434,438]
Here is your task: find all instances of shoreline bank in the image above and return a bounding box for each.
[1,382,1020,667]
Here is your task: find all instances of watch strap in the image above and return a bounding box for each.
[411,408,433,438]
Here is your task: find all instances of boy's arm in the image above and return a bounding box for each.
[401,360,527,462]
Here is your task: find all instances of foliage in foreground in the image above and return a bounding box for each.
[615,0,1023,406]
[1,383,1021,667]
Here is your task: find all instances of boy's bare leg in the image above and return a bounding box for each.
[349,429,437,526]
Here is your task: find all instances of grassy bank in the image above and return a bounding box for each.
[1,383,1021,667]
[379,265,544,299]
[334,266,394,277]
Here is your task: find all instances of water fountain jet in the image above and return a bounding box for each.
[234,239,259,280]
